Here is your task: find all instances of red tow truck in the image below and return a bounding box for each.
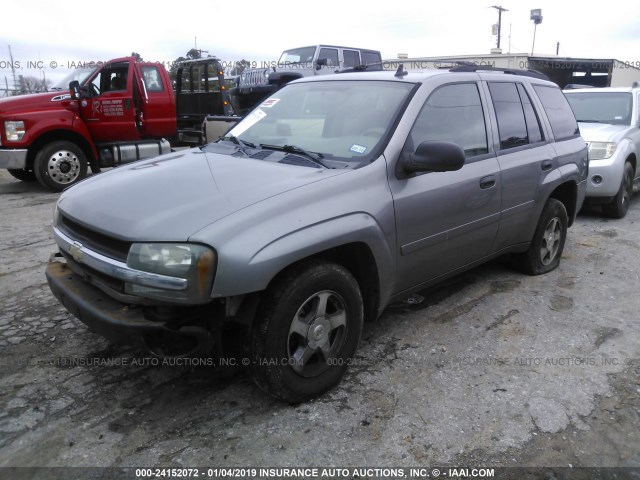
[0,56,235,191]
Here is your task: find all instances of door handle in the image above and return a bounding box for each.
[541,159,553,171]
[480,175,496,189]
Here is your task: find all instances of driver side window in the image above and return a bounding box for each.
[89,62,130,95]
[404,83,488,159]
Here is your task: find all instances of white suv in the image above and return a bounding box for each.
[565,86,640,218]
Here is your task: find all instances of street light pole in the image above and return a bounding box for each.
[530,9,543,56]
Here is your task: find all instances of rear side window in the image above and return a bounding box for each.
[343,50,360,68]
[362,51,382,70]
[533,85,579,140]
[517,84,544,143]
[488,82,528,149]
[141,66,164,92]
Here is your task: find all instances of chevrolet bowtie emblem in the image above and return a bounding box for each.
[69,241,84,263]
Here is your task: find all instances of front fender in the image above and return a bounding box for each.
[20,110,98,167]
[210,212,395,306]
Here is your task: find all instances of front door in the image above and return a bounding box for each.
[389,82,501,293]
[80,61,140,142]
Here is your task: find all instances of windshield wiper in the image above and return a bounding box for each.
[219,135,256,155]
[260,144,329,169]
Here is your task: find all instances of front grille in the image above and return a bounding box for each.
[58,214,131,262]
[63,252,125,293]
[239,69,268,87]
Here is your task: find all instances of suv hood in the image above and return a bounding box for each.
[0,91,72,115]
[577,122,629,143]
[57,148,348,242]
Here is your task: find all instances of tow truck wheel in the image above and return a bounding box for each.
[34,141,88,192]
[7,168,37,182]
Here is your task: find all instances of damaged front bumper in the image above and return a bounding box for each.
[45,254,215,357]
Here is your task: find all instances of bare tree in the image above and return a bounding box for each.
[230,60,251,76]
[16,75,52,95]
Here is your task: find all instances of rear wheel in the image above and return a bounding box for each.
[518,198,568,275]
[602,161,634,219]
[34,141,88,192]
[250,260,363,403]
[7,168,36,182]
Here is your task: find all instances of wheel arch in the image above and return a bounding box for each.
[548,181,578,226]
[27,130,98,173]
[263,242,382,324]
[626,152,637,175]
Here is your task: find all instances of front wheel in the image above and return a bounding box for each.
[518,198,568,275]
[34,141,88,192]
[7,168,36,182]
[602,161,634,219]
[249,260,363,403]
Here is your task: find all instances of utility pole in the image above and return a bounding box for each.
[491,6,508,49]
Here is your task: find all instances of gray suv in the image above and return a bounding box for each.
[46,66,588,402]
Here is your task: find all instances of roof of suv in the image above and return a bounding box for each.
[293,66,556,86]
[564,86,640,94]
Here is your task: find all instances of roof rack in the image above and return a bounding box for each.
[449,64,550,81]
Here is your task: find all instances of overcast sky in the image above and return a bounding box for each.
[2,0,639,85]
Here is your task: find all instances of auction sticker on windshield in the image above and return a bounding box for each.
[261,98,280,108]
[229,109,267,137]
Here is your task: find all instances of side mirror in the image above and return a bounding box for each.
[316,58,327,71]
[399,141,465,176]
[68,80,81,100]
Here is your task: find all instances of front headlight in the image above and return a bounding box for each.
[125,243,216,303]
[588,142,617,161]
[5,121,26,142]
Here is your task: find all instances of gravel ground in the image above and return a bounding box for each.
[0,169,638,480]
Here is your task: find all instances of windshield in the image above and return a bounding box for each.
[277,47,317,66]
[565,92,633,125]
[221,79,414,164]
[50,67,97,91]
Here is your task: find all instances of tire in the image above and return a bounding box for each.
[7,168,36,182]
[519,198,568,275]
[249,260,363,403]
[602,162,634,219]
[33,141,88,192]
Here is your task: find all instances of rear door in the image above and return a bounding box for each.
[79,61,140,142]
[484,80,561,250]
[135,63,176,138]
